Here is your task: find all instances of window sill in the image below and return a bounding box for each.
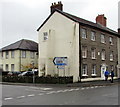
[91,74,97,76]
[82,74,88,76]
[92,58,96,60]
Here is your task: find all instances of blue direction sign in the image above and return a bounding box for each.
[53,57,67,66]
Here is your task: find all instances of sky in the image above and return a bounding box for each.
[0,0,119,48]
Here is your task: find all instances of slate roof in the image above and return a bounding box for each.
[1,39,38,52]
[37,9,119,37]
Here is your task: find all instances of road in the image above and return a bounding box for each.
[2,84,119,105]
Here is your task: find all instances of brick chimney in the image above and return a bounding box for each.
[96,14,107,27]
[50,1,63,14]
[118,28,120,34]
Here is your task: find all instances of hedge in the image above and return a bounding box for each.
[2,76,73,84]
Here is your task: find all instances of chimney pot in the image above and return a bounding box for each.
[50,1,63,14]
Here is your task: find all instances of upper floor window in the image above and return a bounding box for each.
[11,51,14,58]
[101,49,105,60]
[1,52,3,58]
[21,51,26,58]
[91,48,96,59]
[82,46,87,58]
[110,51,114,61]
[81,28,87,39]
[91,31,96,41]
[30,52,35,59]
[43,32,48,41]
[6,51,9,59]
[82,64,88,76]
[109,37,113,45]
[101,34,105,43]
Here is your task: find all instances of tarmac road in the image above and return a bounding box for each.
[2,83,119,105]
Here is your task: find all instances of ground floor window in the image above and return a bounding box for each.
[6,64,9,71]
[82,64,88,76]
[11,64,14,71]
[91,64,96,76]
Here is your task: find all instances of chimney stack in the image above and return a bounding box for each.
[96,14,107,27]
[118,28,120,34]
[50,1,63,14]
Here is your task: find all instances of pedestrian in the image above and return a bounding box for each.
[104,70,109,81]
[110,70,114,83]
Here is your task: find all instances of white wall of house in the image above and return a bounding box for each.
[0,50,38,72]
[38,11,80,82]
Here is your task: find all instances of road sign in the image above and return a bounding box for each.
[53,57,67,66]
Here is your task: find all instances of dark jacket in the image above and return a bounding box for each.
[111,71,114,77]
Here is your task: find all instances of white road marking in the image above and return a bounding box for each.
[81,88,85,90]
[90,87,94,89]
[86,87,90,89]
[27,94,35,97]
[4,97,13,100]
[94,86,98,88]
[17,96,25,99]
[38,93,44,96]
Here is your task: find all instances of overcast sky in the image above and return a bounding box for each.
[0,0,119,48]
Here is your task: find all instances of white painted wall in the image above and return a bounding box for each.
[38,11,80,82]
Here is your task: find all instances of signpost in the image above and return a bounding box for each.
[53,57,67,76]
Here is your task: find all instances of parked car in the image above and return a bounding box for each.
[7,71,21,76]
[18,70,38,76]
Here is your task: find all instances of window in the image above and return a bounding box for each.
[101,34,105,43]
[0,64,3,69]
[81,28,87,39]
[11,51,14,58]
[82,46,87,58]
[101,49,105,60]
[11,64,14,71]
[21,51,26,58]
[82,64,88,76]
[109,37,113,45]
[1,52,3,58]
[6,64,9,71]
[30,52,34,59]
[91,31,96,41]
[91,64,96,75]
[6,51,9,59]
[110,65,114,71]
[91,48,96,59]
[43,32,48,41]
[110,51,114,61]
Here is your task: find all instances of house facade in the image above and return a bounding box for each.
[0,39,38,72]
[37,2,119,82]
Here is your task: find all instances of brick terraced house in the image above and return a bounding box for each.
[37,2,120,82]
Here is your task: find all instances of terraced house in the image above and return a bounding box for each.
[0,39,38,72]
[37,2,120,82]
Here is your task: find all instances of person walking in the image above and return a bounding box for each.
[110,70,114,83]
[104,70,109,81]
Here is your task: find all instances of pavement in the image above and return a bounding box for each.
[1,77,119,88]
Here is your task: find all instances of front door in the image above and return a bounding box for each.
[101,64,107,79]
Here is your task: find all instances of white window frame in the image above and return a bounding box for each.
[82,64,88,76]
[43,32,48,41]
[82,46,87,58]
[101,49,105,60]
[21,51,26,58]
[11,51,14,58]
[30,52,35,59]
[91,31,96,41]
[81,28,87,39]
[101,34,105,43]
[91,48,96,59]
[110,51,114,61]
[6,51,9,59]
[109,37,113,45]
